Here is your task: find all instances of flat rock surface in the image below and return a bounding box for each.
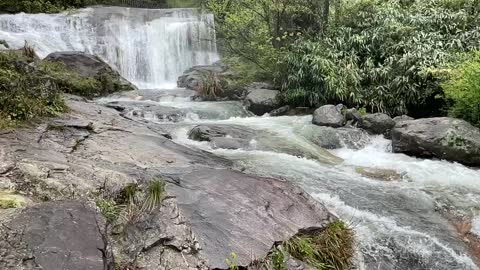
[170,168,333,269]
[0,201,106,270]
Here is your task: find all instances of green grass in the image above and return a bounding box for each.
[283,220,354,270]
[143,178,165,212]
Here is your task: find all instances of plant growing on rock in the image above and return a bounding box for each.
[283,220,354,270]
[0,51,67,128]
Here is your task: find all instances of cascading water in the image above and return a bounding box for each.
[0,7,218,88]
[1,6,480,270]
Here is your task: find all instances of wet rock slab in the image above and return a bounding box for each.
[170,168,334,268]
[0,201,107,270]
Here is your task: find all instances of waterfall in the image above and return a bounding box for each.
[0,7,219,88]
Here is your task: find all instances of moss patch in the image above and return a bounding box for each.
[0,190,29,209]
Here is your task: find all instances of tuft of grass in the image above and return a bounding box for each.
[283,220,354,270]
[96,198,120,224]
[143,178,165,212]
[118,183,138,207]
[0,199,18,209]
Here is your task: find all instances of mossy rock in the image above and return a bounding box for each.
[0,190,30,209]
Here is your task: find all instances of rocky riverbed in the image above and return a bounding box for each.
[0,94,337,270]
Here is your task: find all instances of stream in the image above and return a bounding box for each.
[1,6,480,270]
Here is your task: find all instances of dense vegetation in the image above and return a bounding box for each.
[0,50,67,128]
[206,0,480,121]
[0,46,126,128]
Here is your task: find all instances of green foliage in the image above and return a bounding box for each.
[283,220,354,270]
[0,51,67,129]
[118,183,138,206]
[270,248,288,270]
[225,252,238,270]
[96,198,121,224]
[37,61,104,97]
[205,0,327,73]
[441,51,480,126]
[143,178,165,212]
[279,0,480,115]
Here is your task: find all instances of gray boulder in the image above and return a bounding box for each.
[244,83,281,115]
[312,105,345,127]
[44,51,136,92]
[391,117,480,166]
[359,113,395,135]
[177,63,243,100]
[0,201,109,270]
[309,126,370,150]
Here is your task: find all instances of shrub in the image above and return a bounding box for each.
[0,51,67,128]
[441,52,480,126]
[276,0,480,115]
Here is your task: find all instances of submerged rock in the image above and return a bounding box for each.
[104,101,186,122]
[0,201,108,270]
[244,83,281,115]
[44,51,136,92]
[309,126,370,150]
[359,113,395,135]
[355,167,404,181]
[312,105,345,128]
[188,124,256,149]
[392,117,480,166]
[269,105,291,116]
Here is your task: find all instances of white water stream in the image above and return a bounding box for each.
[1,6,479,270]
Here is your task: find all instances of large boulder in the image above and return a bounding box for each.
[44,51,136,92]
[177,63,243,100]
[244,83,281,115]
[359,113,395,135]
[0,201,109,270]
[391,117,480,166]
[312,105,345,127]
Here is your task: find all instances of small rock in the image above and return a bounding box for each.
[312,105,345,128]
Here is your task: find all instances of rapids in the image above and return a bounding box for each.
[1,6,479,270]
